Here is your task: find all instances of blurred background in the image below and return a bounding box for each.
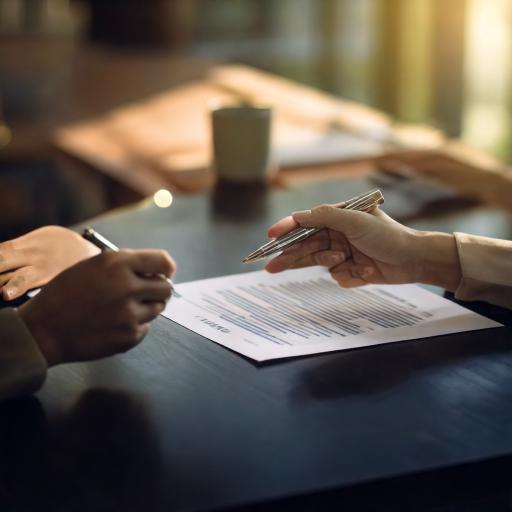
[0,0,511,239]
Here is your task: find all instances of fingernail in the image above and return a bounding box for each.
[4,287,15,299]
[292,209,312,221]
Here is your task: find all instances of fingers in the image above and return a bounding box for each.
[0,239,27,274]
[126,249,177,278]
[292,205,378,238]
[265,235,329,273]
[0,271,15,288]
[134,275,173,302]
[330,270,366,288]
[267,238,378,288]
[267,215,299,239]
[130,300,166,324]
[2,267,41,300]
[266,252,313,273]
[267,201,385,254]
[107,298,164,346]
[266,248,347,273]
[92,250,174,304]
[265,231,351,273]
[314,250,347,268]
[282,251,348,272]
[330,260,375,288]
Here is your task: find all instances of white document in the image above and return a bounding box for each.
[162,267,501,362]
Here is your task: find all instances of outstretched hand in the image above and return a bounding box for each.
[265,204,461,291]
[377,150,512,213]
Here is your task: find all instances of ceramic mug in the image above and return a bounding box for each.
[211,105,273,183]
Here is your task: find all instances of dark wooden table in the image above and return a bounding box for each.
[2,177,512,512]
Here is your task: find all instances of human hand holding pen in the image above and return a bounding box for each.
[243,189,383,263]
[265,204,462,291]
[19,249,175,366]
[82,228,180,298]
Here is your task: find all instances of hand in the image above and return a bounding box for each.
[378,150,512,212]
[18,249,176,366]
[0,226,100,301]
[265,204,461,290]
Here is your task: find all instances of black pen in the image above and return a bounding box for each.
[82,227,181,298]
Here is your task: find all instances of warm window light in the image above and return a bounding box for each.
[462,0,512,152]
[153,189,173,208]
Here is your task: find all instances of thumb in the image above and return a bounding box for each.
[292,205,381,238]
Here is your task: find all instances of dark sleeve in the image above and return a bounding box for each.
[0,308,47,402]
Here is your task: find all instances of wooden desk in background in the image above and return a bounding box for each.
[1,176,512,512]
[2,40,497,228]
[0,40,220,227]
[52,64,445,197]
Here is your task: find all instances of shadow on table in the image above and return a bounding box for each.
[211,180,269,221]
[293,327,512,401]
[0,389,163,512]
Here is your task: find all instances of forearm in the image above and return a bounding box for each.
[410,229,512,310]
[412,231,462,291]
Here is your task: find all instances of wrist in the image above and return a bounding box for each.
[409,230,461,291]
[18,301,61,367]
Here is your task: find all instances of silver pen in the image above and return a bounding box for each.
[243,189,384,263]
[82,227,181,298]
